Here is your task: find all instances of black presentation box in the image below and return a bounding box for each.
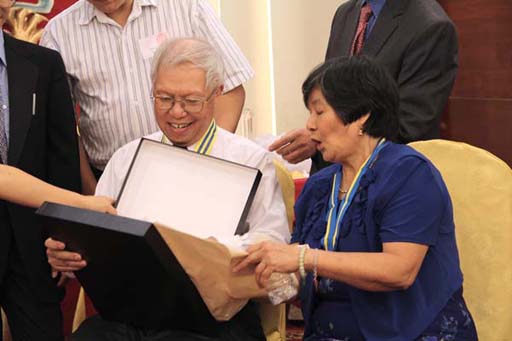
[38,202,219,336]
[115,138,262,239]
[37,138,263,336]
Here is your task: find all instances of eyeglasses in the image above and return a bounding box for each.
[151,90,216,114]
[0,0,15,8]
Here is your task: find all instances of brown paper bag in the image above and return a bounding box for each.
[155,224,266,321]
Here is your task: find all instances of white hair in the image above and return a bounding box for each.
[151,38,225,91]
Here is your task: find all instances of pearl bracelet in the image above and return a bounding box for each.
[298,244,309,281]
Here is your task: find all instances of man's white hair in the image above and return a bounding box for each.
[151,38,225,91]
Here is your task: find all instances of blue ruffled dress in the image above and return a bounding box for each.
[292,143,477,341]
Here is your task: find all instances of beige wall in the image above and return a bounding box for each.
[271,0,342,134]
[220,0,276,136]
[207,0,220,13]
[210,0,345,136]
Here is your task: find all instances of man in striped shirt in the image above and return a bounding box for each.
[40,0,253,194]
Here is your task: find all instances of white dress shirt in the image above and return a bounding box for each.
[96,127,290,249]
[41,0,254,169]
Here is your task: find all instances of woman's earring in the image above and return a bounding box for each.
[358,128,363,136]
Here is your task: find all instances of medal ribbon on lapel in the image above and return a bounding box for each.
[323,139,388,251]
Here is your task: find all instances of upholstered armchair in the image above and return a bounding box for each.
[409,140,512,340]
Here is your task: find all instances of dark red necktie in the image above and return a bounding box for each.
[351,3,373,56]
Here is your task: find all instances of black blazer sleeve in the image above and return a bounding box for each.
[44,48,81,191]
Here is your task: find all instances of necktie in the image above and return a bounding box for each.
[0,88,8,164]
[351,3,373,56]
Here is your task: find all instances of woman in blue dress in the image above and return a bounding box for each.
[234,56,478,340]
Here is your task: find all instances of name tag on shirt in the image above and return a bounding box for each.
[139,32,168,60]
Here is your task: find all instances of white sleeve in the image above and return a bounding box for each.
[95,146,134,199]
[192,0,254,92]
[217,153,291,250]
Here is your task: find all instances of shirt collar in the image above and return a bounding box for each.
[79,0,159,26]
[0,31,6,67]
[361,0,386,19]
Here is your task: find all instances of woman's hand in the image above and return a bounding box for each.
[45,238,87,275]
[78,195,117,214]
[232,241,301,287]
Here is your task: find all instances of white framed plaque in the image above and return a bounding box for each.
[116,138,262,239]
[36,139,263,334]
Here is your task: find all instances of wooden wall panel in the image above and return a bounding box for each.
[442,98,512,165]
[438,0,512,166]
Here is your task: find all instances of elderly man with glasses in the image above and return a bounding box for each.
[0,0,82,340]
[45,38,290,341]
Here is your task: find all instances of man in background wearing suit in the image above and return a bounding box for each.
[0,0,81,339]
[270,0,458,173]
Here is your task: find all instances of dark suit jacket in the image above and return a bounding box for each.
[326,0,458,143]
[0,34,81,302]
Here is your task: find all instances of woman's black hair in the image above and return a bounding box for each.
[302,55,400,141]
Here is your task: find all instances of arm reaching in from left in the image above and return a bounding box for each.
[0,164,116,213]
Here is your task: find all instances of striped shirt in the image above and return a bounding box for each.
[40,0,254,169]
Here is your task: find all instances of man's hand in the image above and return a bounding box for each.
[45,238,87,275]
[268,128,317,164]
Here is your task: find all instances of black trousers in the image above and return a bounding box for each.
[0,205,63,341]
[72,302,265,341]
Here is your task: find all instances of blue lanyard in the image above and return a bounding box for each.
[323,139,388,251]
